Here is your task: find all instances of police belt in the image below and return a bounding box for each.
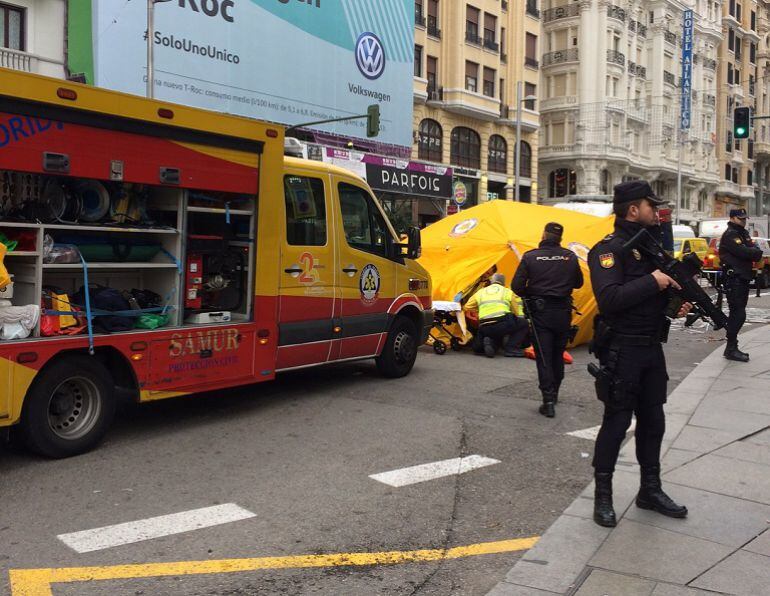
[530,295,571,306]
[609,332,660,347]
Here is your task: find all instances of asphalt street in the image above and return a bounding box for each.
[2,297,768,596]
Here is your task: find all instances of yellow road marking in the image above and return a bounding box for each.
[9,536,538,595]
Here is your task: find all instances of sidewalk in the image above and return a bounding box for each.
[488,323,770,596]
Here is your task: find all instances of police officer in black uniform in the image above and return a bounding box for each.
[512,222,583,418]
[719,208,763,362]
[588,181,691,528]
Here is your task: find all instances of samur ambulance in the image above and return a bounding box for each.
[0,70,432,458]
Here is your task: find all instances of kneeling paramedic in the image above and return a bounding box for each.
[512,222,583,418]
[464,273,529,358]
[588,181,692,528]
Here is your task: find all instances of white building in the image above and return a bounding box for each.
[538,0,723,224]
[1,0,65,78]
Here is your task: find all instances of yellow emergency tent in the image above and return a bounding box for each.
[418,201,614,346]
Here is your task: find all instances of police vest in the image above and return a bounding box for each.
[477,284,514,320]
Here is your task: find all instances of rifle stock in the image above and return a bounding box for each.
[623,229,728,330]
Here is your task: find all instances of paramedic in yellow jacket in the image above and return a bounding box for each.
[464,273,529,358]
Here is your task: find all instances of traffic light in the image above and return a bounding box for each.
[734,106,751,139]
[367,104,380,138]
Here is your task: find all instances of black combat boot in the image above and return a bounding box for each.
[724,340,750,362]
[483,337,496,358]
[636,466,688,518]
[593,472,617,527]
[538,392,556,418]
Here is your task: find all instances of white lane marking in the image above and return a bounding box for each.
[369,455,500,487]
[57,504,256,553]
[567,420,637,442]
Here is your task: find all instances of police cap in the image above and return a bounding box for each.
[729,208,748,219]
[613,180,666,207]
[544,222,564,238]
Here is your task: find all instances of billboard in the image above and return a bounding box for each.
[89,0,414,147]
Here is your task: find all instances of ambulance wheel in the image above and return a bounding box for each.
[450,337,462,351]
[377,316,419,378]
[20,355,116,458]
[433,340,447,355]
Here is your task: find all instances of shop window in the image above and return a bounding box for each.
[418,118,443,162]
[284,176,327,246]
[450,127,481,169]
[338,183,388,257]
[519,141,532,178]
[548,168,576,197]
[1,3,24,50]
[488,135,507,174]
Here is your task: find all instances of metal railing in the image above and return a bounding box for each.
[607,50,625,66]
[664,30,677,45]
[427,86,444,101]
[636,64,647,78]
[525,56,539,68]
[543,4,579,23]
[637,23,647,37]
[542,48,579,66]
[526,0,539,17]
[664,70,676,85]
[704,94,716,106]
[484,38,500,52]
[703,58,717,70]
[466,31,482,45]
[415,10,426,26]
[0,48,34,72]
[607,5,626,22]
[427,17,441,38]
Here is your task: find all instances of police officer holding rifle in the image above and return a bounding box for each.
[512,222,583,418]
[587,181,696,528]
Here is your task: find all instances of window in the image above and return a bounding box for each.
[600,169,611,195]
[735,38,742,61]
[450,127,481,168]
[519,141,532,178]
[752,10,757,30]
[418,119,442,162]
[466,5,480,42]
[525,33,538,66]
[414,45,423,77]
[465,60,478,92]
[427,56,438,93]
[428,0,439,33]
[488,135,507,174]
[726,131,733,153]
[732,166,739,184]
[524,83,537,110]
[1,3,24,50]
[483,13,496,44]
[725,164,732,180]
[729,29,735,52]
[338,183,389,257]
[483,67,495,97]
[415,0,424,22]
[548,169,576,197]
[727,63,733,85]
[750,42,756,64]
[500,27,506,56]
[748,169,753,185]
[284,176,327,246]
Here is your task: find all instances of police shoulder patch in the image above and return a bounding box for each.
[599,253,615,268]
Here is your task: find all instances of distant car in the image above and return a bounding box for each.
[673,237,709,262]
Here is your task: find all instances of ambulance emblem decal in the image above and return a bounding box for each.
[360,264,381,304]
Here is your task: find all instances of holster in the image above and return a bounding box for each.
[588,315,613,354]
[587,341,639,411]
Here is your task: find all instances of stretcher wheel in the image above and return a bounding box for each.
[450,337,462,351]
[433,340,447,354]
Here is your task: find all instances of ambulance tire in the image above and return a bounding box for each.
[20,355,116,458]
[377,316,419,378]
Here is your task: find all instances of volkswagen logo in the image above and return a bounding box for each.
[355,32,386,80]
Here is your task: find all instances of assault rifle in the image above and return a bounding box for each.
[623,229,729,330]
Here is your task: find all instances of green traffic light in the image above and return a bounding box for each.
[736,127,746,135]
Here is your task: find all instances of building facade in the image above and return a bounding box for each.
[412,0,541,225]
[752,1,770,215]
[714,0,761,217]
[0,0,65,78]
[538,0,722,225]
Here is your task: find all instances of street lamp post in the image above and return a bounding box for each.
[514,81,538,202]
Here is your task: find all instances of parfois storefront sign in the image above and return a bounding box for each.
[366,160,453,199]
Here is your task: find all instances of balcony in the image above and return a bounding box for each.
[607,5,626,22]
[607,50,625,67]
[755,140,770,157]
[502,0,508,10]
[703,58,717,71]
[543,4,579,23]
[637,23,648,38]
[484,38,500,52]
[0,48,35,72]
[664,31,677,45]
[663,70,676,86]
[466,31,482,46]
[542,48,579,67]
[635,64,647,78]
[526,1,539,18]
[415,10,426,26]
[540,95,578,111]
[500,105,510,119]
[426,86,444,102]
[427,17,441,39]
[525,56,539,68]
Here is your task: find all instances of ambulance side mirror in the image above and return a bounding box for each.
[407,226,421,260]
